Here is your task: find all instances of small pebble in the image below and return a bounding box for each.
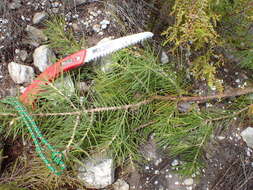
[184,178,194,186]
[171,159,179,166]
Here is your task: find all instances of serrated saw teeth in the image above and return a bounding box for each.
[85,32,153,62]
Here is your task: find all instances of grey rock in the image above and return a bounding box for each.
[113,179,129,190]
[25,25,48,46]
[160,51,169,64]
[19,50,28,62]
[77,155,115,189]
[33,12,48,24]
[33,45,56,72]
[8,0,21,9]
[78,82,90,93]
[183,178,194,186]
[8,62,34,84]
[241,127,253,148]
[177,102,196,113]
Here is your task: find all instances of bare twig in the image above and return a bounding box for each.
[153,87,253,102]
[1,87,253,118]
[66,115,80,151]
[205,105,250,123]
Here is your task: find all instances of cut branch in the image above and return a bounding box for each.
[1,87,253,117]
[152,87,253,102]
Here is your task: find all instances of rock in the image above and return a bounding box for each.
[92,24,101,33]
[241,127,253,148]
[77,155,115,189]
[33,45,56,72]
[19,86,27,94]
[25,25,47,46]
[100,19,110,25]
[183,178,194,186]
[17,50,28,62]
[171,159,179,166]
[160,51,169,64]
[8,62,34,84]
[216,136,225,141]
[100,20,110,30]
[178,102,192,112]
[33,12,48,24]
[8,0,21,10]
[113,179,129,190]
[78,82,90,93]
[101,24,108,30]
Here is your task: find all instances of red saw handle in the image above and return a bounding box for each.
[20,49,87,107]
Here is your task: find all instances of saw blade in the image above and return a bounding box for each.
[84,32,153,62]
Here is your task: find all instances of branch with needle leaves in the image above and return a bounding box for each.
[1,86,253,117]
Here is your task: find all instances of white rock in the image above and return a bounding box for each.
[216,136,225,141]
[19,86,27,94]
[241,127,253,148]
[160,51,169,64]
[8,62,34,84]
[100,19,110,25]
[90,11,98,17]
[183,178,194,186]
[113,179,129,190]
[101,24,108,30]
[33,45,56,72]
[171,159,179,166]
[77,155,114,189]
[33,12,48,24]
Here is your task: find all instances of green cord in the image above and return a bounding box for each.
[0,97,66,176]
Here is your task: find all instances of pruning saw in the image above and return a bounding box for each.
[20,32,154,106]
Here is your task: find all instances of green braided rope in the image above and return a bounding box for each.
[0,97,66,176]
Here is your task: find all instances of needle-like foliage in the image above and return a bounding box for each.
[1,46,252,188]
[43,16,86,57]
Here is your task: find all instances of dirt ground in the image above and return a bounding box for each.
[1,0,253,190]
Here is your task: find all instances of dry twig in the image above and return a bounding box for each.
[1,87,253,117]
